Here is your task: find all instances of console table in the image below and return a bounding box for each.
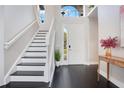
[97,55,124,81]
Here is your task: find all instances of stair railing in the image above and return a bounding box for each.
[45,18,56,83]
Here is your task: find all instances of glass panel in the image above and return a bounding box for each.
[39,5,45,23]
[64,28,68,60]
[61,5,83,17]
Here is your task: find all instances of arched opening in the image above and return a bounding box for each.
[61,5,83,17]
[39,5,45,23]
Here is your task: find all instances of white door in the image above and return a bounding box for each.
[67,24,88,65]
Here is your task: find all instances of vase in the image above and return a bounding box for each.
[105,48,112,58]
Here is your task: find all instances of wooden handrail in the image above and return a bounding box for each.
[4,20,37,49]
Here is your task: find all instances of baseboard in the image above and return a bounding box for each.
[88,61,98,65]
[59,61,98,66]
[68,61,98,66]
[59,62,68,66]
[4,28,39,85]
[100,70,124,88]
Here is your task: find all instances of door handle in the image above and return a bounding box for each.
[69,45,71,48]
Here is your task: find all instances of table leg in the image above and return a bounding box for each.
[107,63,110,80]
[97,57,100,81]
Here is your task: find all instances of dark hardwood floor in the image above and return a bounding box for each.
[52,65,118,88]
[0,65,118,88]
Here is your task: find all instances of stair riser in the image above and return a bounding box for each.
[32,40,46,42]
[24,52,47,57]
[34,36,46,39]
[21,59,47,63]
[10,76,46,82]
[27,47,47,51]
[35,35,46,37]
[37,33,47,34]
[17,66,45,71]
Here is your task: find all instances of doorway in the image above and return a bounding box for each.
[65,23,88,65]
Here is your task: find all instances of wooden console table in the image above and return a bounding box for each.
[97,55,124,81]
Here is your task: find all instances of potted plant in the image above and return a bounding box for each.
[55,49,61,67]
[100,36,118,58]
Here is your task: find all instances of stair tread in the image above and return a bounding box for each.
[29,46,47,47]
[22,56,46,59]
[17,63,45,66]
[31,42,46,43]
[6,82,49,88]
[26,50,47,52]
[35,35,46,37]
[11,71,44,76]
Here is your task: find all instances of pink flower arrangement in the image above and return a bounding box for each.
[100,36,118,49]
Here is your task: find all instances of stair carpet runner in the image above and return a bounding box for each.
[10,30,48,83]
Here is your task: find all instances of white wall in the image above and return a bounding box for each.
[98,5,124,87]
[53,5,98,65]
[55,17,91,65]
[0,6,4,86]
[4,5,35,42]
[88,17,98,64]
[4,5,39,75]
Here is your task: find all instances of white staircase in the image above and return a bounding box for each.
[10,30,49,82]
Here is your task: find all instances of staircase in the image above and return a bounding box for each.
[10,30,49,83]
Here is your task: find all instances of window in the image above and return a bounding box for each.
[64,27,68,60]
[61,5,83,17]
[39,5,45,23]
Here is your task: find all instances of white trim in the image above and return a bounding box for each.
[83,5,86,17]
[88,61,98,65]
[10,76,46,82]
[60,61,98,66]
[49,63,55,87]
[48,32,56,85]
[47,20,56,87]
[68,62,90,65]
[4,20,37,49]
[100,70,124,88]
[59,61,68,66]
[4,28,39,85]
[46,18,55,45]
